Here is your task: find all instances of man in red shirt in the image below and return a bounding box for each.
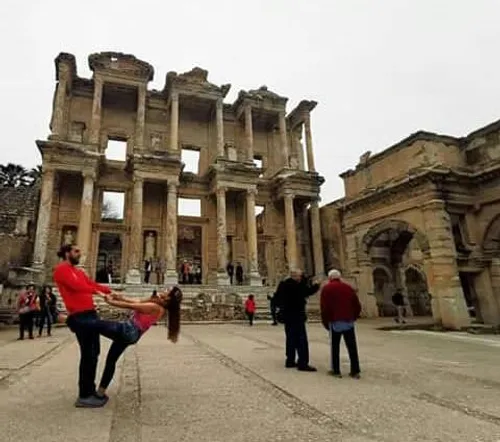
[53,244,113,408]
[320,269,362,379]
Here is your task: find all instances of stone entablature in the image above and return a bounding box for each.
[32,51,325,288]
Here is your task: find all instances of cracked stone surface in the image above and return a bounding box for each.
[1,321,500,441]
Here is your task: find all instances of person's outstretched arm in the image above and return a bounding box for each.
[104,297,161,316]
[110,293,154,304]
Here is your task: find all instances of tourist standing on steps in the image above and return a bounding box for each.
[236,262,244,285]
[53,244,112,408]
[245,294,256,326]
[392,290,406,324]
[17,284,37,340]
[226,262,234,285]
[274,269,320,372]
[320,269,361,379]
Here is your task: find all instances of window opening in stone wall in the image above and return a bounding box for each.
[106,139,127,162]
[253,156,263,169]
[101,191,125,222]
[181,149,200,174]
[255,205,264,216]
[178,198,201,217]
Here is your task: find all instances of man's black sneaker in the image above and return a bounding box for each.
[297,365,317,372]
[328,370,342,378]
[74,395,107,408]
[285,361,297,368]
[349,372,361,379]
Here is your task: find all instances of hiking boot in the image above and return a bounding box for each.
[74,395,107,408]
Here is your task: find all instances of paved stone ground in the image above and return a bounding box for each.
[1,320,500,441]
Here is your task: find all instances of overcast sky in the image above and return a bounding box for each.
[1,0,499,205]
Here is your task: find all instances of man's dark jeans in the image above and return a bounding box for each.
[66,311,139,399]
[284,320,309,367]
[330,325,360,375]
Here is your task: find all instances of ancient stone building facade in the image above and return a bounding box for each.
[33,52,324,288]
[320,122,500,329]
[0,186,39,282]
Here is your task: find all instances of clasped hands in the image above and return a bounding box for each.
[97,291,123,304]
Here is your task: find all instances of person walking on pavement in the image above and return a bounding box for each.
[274,269,320,372]
[17,284,37,340]
[392,290,406,324]
[38,285,57,337]
[320,269,361,379]
[267,293,278,325]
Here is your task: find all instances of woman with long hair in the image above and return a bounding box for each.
[94,286,183,400]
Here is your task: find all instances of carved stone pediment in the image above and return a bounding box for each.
[166,67,230,97]
[88,52,154,81]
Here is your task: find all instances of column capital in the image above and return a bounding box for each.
[246,187,258,197]
[133,176,144,185]
[41,166,55,177]
[216,186,228,196]
[171,91,179,101]
[82,169,96,180]
[167,182,178,194]
[216,97,223,109]
[283,190,295,200]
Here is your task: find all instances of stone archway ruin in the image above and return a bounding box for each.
[360,219,431,260]
[483,214,500,257]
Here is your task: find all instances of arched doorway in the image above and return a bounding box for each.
[405,266,431,316]
[373,267,394,316]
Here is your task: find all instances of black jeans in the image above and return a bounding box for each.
[67,311,140,398]
[247,312,254,326]
[330,326,360,375]
[38,310,52,336]
[19,312,34,339]
[284,320,309,367]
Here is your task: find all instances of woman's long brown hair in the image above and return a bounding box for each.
[165,286,182,342]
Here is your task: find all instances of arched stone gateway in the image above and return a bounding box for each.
[360,219,431,259]
[405,266,431,316]
[483,214,500,257]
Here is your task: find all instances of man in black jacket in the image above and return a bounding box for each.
[274,269,320,372]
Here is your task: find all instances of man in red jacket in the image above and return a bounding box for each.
[53,244,113,408]
[320,269,361,379]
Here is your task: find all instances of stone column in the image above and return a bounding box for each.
[51,78,68,139]
[246,189,262,286]
[304,113,316,172]
[422,200,470,329]
[135,84,146,149]
[244,104,254,161]
[309,200,325,277]
[164,183,178,284]
[88,77,103,145]
[76,171,95,269]
[33,168,55,277]
[126,177,143,284]
[491,257,500,316]
[473,267,500,325]
[216,187,230,285]
[170,92,179,152]
[357,260,379,317]
[283,192,297,270]
[279,111,289,168]
[216,98,224,158]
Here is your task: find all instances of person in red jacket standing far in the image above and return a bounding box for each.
[53,244,112,408]
[320,269,362,379]
[245,294,256,326]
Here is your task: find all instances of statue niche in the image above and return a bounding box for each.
[143,231,157,260]
[61,227,77,246]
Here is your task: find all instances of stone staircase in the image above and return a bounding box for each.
[52,283,321,322]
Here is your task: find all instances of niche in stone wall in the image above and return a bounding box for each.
[69,121,86,143]
[61,226,77,246]
[143,230,157,260]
